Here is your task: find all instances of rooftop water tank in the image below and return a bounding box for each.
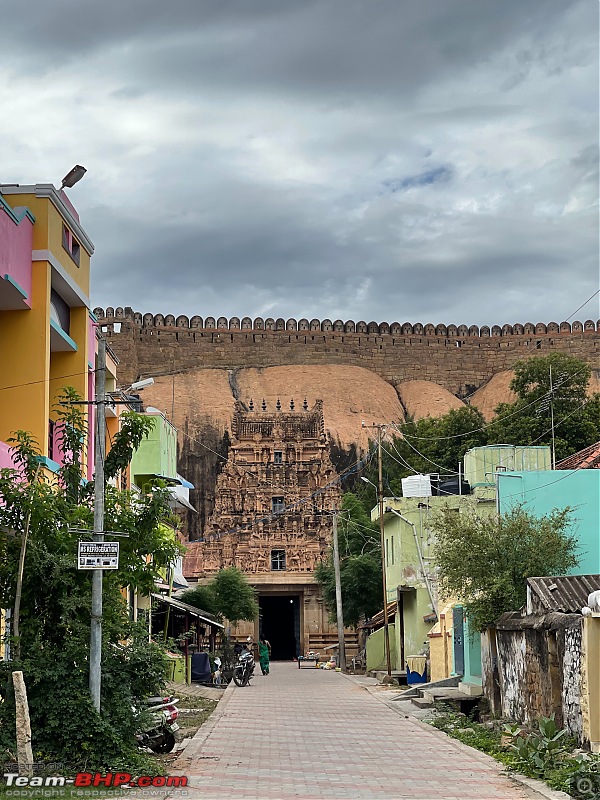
[401,474,432,497]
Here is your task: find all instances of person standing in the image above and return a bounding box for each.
[259,635,271,675]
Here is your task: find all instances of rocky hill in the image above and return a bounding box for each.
[98,309,599,540]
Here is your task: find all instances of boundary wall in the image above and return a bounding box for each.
[95,308,600,398]
[94,306,600,338]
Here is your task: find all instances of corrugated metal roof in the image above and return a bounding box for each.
[358,602,397,630]
[528,575,600,614]
[556,441,600,470]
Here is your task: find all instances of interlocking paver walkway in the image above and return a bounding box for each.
[171,663,534,800]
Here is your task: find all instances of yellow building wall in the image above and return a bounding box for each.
[428,601,455,682]
[0,263,52,453]
[14,193,91,294]
[0,191,92,467]
[583,616,600,752]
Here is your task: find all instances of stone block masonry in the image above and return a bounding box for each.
[95,307,599,399]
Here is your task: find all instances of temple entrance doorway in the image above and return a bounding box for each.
[259,594,301,660]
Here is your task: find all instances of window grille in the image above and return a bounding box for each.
[271,549,286,571]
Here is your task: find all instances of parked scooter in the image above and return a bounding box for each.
[135,695,180,753]
[233,648,255,687]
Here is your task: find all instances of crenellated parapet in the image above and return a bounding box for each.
[92,306,600,337]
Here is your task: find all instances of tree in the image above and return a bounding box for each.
[314,493,383,627]
[488,353,600,461]
[181,583,219,617]
[382,406,488,488]
[211,567,258,626]
[0,389,180,772]
[433,505,579,632]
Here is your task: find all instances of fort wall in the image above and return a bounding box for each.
[95,307,600,398]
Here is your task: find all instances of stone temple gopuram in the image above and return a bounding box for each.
[183,399,356,659]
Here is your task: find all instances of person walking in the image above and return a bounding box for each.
[259,635,271,675]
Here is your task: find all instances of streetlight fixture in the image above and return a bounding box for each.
[129,378,154,391]
[60,165,87,189]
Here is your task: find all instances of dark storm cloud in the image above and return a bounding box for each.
[1,0,597,325]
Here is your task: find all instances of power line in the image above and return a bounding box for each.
[565,289,600,322]
[396,367,589,443]
[193,446,376,543]
[0,369,100,393]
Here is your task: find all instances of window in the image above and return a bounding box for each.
[50,289,70,334]
[272,496,285,513]
[274,450,283,464]
[271,549,286,571]
[390,535,394,566]
[62,224,81,267]
[48,419,55,459]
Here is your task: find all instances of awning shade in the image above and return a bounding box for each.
[152,474,195,489]
[151,593,224,629]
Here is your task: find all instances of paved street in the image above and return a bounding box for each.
[172,663,534,800]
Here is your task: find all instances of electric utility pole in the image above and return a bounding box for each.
[332,512,346,673]
[549,365,556,470]
[362,423,392,677]
[90,336,106,713]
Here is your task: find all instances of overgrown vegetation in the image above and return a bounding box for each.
[430,709,600,799]
[0,391,181,773]
[432,505,579,631]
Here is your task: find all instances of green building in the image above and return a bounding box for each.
[366,445,553,689]
[130,407,178,489]
[368,491,496,679]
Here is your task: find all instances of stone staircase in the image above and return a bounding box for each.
[399,676,483,714]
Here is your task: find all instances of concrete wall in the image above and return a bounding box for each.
[498,470,600,574]
[462,614,483,687]
[0,195,34,304]
[366,625,397,672]
[428,601,454,681]
[490,620,584,739]
[583,616,600,752]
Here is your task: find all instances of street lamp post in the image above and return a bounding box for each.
[361,423,392,678]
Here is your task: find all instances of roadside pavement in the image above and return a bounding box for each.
[169,662,542,800]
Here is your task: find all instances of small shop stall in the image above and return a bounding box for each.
[151,593,224,683]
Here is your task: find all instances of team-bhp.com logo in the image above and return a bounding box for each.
[4,772,188,790]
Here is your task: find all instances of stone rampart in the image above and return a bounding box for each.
[94,306,600,338]
[94,307,600,398]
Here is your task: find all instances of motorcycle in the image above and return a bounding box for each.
[135,695,180,754]
[233,649,255,687]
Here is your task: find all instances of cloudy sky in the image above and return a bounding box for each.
[2,0,598,326]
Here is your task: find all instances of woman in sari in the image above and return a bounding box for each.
[259,635,271,675]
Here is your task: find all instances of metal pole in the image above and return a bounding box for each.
[377,427,392,677]
[90,336,106,713]
[332,513,346,673]
[549,365,556,470]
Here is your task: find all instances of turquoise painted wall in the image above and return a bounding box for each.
[463,615,482,686]
[498,470,600,574]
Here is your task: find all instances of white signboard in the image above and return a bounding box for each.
[77,541,119,570]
